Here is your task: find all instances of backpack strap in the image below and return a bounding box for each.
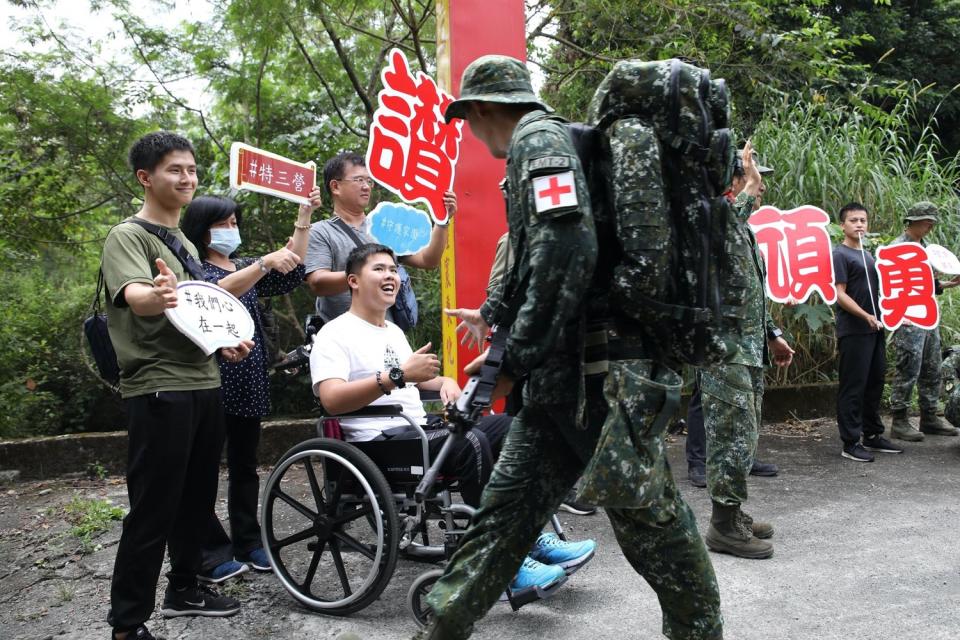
[127,218,207,280]
[332,216,367,248]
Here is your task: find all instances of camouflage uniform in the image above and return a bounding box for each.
[941,347,960,428]
[416,55,722,640]
[698,191,773,507]
[889,224,942,416]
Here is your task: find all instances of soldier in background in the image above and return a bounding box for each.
[417,55,722,640]
[699,142,794,561]
[888,202,960,440]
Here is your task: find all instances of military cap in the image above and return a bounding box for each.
[904,201,939,223]
[444,55,552,123]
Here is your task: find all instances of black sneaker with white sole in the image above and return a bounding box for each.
[841,443,875,462]
[160,584,240,618]
[862,435,903,454]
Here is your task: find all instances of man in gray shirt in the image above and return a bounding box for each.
[305,151,455,322]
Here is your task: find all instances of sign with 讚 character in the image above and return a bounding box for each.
[164,281,255,356]
[367,201,434,256]
[230,142,316,206]
[366,48,463,226]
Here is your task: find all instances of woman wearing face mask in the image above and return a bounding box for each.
[181,188,321,582]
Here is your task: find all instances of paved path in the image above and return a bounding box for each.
[1,417,958,640]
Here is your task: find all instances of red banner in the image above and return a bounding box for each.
[436,0,526,382]
[230,142,316,205]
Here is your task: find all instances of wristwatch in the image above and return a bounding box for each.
[257,257,268,273]
[388,366,406,390]
[766,327,784,341]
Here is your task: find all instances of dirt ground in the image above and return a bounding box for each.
[1,416,958,640]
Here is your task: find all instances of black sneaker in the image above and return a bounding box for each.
[749,460,779,477]
[160,583,240,618]
[688,465,706,488]
[841,443,875,462]
[111,625,165,640]
[559,492,597,516]
[862,435,904,454]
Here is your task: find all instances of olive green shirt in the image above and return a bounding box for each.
[101,219,220,398]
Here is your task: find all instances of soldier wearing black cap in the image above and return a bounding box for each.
[416,55,722,640]
[888,201,960,440]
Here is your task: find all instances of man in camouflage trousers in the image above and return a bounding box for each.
[414,55,723,640]
[700,142,794,560]
[888,201,960,440]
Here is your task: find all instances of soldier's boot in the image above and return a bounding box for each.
[919,411,959,436]
[890,408,924,442]
[705,503,774,559]
[741,510,774,539]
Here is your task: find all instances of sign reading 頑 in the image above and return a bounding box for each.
[747,205,837,305]
[366,49,464,225]
[230,143,316,206]
[165,281,255,356]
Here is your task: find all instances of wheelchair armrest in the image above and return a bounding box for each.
[418,389,441,402]
[332,404,405,418]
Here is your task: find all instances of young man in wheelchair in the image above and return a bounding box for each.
[309,243,596,595]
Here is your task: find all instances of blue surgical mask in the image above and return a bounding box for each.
[208,228,241,256]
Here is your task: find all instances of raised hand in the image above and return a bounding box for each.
[402,342,441,383]
[444,307,489,351]
[152,258,179,309]
[262,242,301,274]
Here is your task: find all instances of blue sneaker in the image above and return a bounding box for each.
[240,547,271,572]
[197,559,249,584]
[510,555,566,592]
[529,533,596,574]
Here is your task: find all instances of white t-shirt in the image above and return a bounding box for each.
[310,311,426,441]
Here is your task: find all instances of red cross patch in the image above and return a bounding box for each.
[532,171,578,213]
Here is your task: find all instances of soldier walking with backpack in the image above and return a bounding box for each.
[413,55,722,640]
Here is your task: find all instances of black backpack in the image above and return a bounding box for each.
[84,219,207,388]
[569,58,739,367]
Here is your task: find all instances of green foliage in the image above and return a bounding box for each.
[0,254,119,439]
[531,0,868,130]
[62,495,125,554]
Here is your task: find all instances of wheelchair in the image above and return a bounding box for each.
[261,327,572,624]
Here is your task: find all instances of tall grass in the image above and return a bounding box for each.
[752,90,960,384]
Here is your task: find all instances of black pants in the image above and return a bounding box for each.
[837,332,887,445]
[108,388,225,632]
[201,414,263,574]
[685,382,706,470]
[373,414,511,507]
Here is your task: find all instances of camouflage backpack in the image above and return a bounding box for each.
[570,58,739,366]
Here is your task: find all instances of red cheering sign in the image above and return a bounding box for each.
[229,142,317,206]
[747,205,837,305]
[366,49,464,225]
[876,242,940,330]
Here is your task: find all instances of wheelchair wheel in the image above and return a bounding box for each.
[407,569,443,628]
[261,437,398,615]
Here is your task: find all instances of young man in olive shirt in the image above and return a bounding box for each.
[102,132,253,640]
[833,202,901,461]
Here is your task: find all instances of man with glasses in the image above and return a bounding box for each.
[305,151,455,323]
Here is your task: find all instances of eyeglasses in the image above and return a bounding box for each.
[339,176,375,187]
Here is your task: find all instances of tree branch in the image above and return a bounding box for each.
[285,19,366,139]
[314,1,374,120]
[28,194,118,221]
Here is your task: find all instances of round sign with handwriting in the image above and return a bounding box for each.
[164,281,255,356]
[925,244,960,275]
